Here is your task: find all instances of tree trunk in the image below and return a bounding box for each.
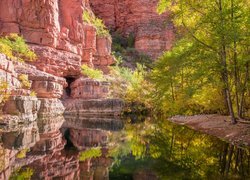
[221,144,229,175]
[219,0,236,124]
[234,148,240,173]
[231,0,240,117]
[225,144,234,175]
[239,62,249,118]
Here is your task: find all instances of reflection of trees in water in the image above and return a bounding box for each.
[147,120,250,179]
[220,144,250,178]
[110,118,250,179]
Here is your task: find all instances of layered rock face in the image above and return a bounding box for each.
[0,1,124,179]
[0,0,115,76]
[90,0,175,59]
[0,0,123,124]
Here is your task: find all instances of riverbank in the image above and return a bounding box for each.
[170,114,250,147]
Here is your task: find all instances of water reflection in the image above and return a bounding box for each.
[147,120,250,179]
[0,115,249,179]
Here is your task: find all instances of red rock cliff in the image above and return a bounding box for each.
[90,0,175,59]
[0,0,114,77]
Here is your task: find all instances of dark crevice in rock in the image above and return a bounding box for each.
[64,77,76,97]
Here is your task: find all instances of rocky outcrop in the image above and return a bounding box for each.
[37,116,65,134]
[14,62,67,99]
[0,57,67,123]
[38,99,65,118]
[90,0,175,59]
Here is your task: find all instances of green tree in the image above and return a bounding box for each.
[154,0,250,122]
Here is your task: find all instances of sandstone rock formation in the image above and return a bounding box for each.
[90,0,175,59]
[0,1,127,178]
[0,0,115,76]
[0,0,124,124]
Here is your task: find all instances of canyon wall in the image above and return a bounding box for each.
[0,0,114,77]
[90,0,175,59]
[0,1,122,177]
[0,0,121,123]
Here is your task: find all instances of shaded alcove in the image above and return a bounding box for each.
[64,76,76,97]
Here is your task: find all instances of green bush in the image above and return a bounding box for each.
[79,148,102,161]
[108,57,153,110]
[83,11,109,37]
[0,33,36,62]
[0,80,10,110]
[10,168,33,180]
[16,148,30,159]
[81,64,104,80]
[18,74,31,89]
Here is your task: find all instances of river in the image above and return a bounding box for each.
[0,115,249,179]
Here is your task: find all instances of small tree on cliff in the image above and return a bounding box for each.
[82,11,109,37]
[154,0,250,122]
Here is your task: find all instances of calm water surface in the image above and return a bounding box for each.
[0,115,249,180]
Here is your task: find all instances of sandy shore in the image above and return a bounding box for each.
[170,114,250,147]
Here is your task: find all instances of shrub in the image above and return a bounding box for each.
[81,64,104,80]
[16,148,29,159]
[83,11,109,37]
[10,167,33,180]
[0,33,36,62]
[0,80,10,109]
[18,74,31,89]
[108,57,153,110]
[79,148,102,161]
[30,91,37,97]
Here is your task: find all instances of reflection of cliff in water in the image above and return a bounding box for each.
[63,115,123,131]
[0,114,120,180]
